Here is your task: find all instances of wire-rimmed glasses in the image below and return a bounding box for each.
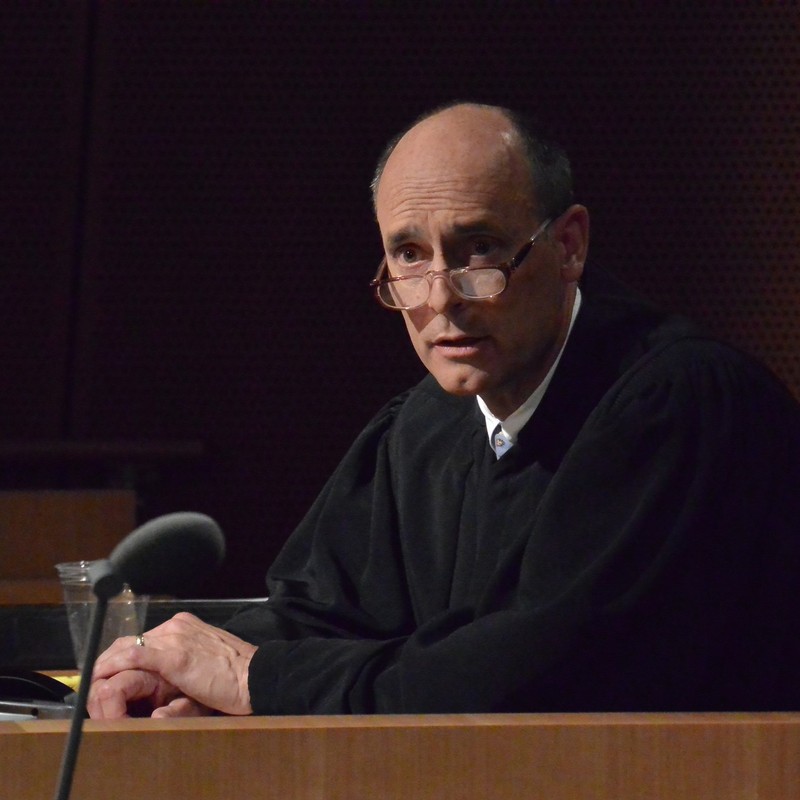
[370,217,552,311]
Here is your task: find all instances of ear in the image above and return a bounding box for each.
[552,204,589,283]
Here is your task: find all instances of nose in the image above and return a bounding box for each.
[425,247,464,313]
[425,270,460,314]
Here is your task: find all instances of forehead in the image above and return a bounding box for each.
[376,109,535,240]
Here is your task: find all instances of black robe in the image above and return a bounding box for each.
[227,267,800,714]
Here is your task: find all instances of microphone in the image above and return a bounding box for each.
[110,511,226,595]
[54,512,225,800]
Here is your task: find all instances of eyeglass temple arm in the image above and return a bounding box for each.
[508,216,554,274]
[508,241,534,273]
[370,258,388,285]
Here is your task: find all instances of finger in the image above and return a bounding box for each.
[87,677,127,720]
[93,633,143,670]
[92,639,201,692]
[91,640,154,680]
[151,696,209,719]
[88,670,164,720]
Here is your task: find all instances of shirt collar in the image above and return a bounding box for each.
[477,287,582,449]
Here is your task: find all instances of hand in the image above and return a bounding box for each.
[87,612,257,720]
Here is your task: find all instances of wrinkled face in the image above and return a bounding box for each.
[375,106,583,419]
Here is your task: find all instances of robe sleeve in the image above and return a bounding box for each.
[228,340,800,713]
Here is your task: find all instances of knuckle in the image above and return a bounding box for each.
[163,611,199,632]
[93,680,117,702]
[172,648,192,672]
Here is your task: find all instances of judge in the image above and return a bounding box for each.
[88,102,800,719]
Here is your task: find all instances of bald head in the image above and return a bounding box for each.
[371,102,573,222]
[376,105,537,226]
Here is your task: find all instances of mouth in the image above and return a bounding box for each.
[431,334,490,358]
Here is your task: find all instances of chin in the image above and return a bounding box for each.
[428,366,488,398]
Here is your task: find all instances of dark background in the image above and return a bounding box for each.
[1,1,797,597]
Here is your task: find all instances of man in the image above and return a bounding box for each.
[88,102,800,719]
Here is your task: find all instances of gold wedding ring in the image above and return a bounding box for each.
[135,634,146,647]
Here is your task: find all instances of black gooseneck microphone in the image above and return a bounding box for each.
[53,512,226,800]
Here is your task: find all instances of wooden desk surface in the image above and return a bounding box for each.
[1,712,799,799]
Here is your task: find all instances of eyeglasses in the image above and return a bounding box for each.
[370,218,553,311]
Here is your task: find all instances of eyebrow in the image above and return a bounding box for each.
[385,227,422,250]
[452,220,502,237]
[384,219,505,250]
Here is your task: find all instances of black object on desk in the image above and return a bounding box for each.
[0,670,74,721]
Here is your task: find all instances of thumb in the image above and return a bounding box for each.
[152,696,210,718]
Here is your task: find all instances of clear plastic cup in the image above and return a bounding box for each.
[55,561,149,670]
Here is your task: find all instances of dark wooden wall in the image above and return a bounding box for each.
[1,2,797,597]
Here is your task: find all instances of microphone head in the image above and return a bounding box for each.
[109,512,225,596]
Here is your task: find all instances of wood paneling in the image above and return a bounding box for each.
[0,490,136,604]
[1,713,798,800]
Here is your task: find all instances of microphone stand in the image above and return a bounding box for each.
[54,560,124,800]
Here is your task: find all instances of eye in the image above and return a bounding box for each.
[389,245,427,276]
[392,245,426,267]
[466,237,502,264]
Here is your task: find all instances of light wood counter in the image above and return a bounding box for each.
[1,712,798,799]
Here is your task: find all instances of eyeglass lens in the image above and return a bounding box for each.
[379,268,507,308]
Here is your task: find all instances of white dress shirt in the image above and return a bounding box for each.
[478,288,582,458]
